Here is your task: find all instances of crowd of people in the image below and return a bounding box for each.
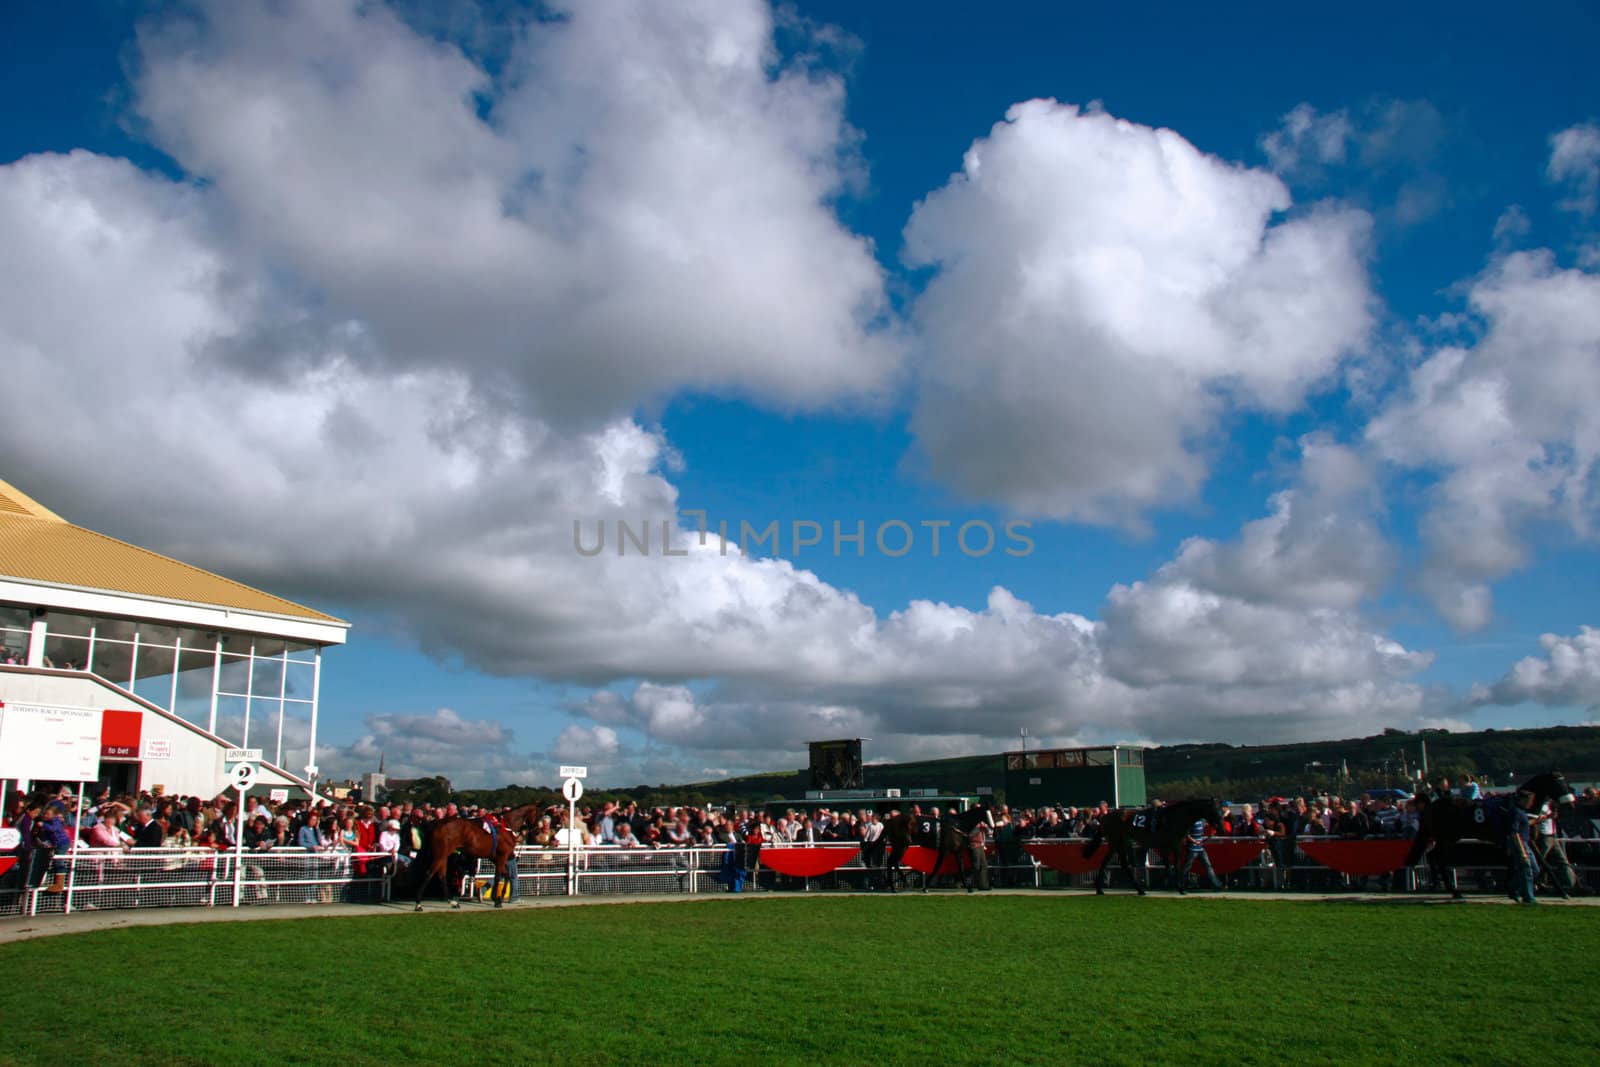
[4,775,1598,900]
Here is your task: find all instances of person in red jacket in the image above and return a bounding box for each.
[353,807,378,876]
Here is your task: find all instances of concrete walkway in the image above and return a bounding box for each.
[3,888,1593,945]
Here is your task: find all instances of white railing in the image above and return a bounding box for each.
[4,838,1597,919]
[1,847,391,917]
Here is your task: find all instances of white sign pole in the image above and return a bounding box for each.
[563,776,584,897]
[233,785,246,907]
[228,762,257,908]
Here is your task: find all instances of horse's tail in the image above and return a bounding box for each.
[1082,826,1104,858]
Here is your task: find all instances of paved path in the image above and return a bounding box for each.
[3,888,1593,944]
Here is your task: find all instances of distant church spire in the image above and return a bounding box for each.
[379,752,385,775]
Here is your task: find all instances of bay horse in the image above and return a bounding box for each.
[499,803,545,834]
[923,804,996,894]
[413,818,521,911]
[1081,797,1224,895]
[1407,771,1575,899]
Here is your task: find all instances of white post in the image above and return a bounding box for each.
[274,648,289,769]
[208,634,222,735]
[168,634,182,716]
[0,780,8,824]
[305,648,322,787]
[232,785,247,907]
[26,617,46,667]
[65,783,85,914]
[241,641,256,749]
[128,630,140,691]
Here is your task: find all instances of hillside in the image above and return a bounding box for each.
[673,724,1600,806]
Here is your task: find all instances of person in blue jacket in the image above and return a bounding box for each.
[1179,818,1224,894]
[1506,790,1539,905]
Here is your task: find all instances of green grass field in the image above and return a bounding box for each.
[3,896,1596,1066]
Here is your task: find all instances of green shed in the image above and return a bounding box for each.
[1003,746,1147,809]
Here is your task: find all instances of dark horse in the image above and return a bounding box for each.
[923,804,996,894]
[1081,797,1224,895]
[413,818,521,911]
[1407,771,1575,899]
[880,808,939,892]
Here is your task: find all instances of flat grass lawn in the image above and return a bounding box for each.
[3,896,1597,1066]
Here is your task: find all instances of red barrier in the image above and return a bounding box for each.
[1172,839,1267,877]
[758,846,859,878]
[902,845,971,876]
[0,856,14,878]
[1296,838,1415,876]
[1025,842,1109,874]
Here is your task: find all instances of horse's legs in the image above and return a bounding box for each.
[413,855,448,912]
[1121,842,1145,896]
[923,846,938,893]
[491,856,505,909]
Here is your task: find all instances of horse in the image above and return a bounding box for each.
[499,803,545,833]
[923,804,996,894]
[1407,771,1575,899]
[413,817,521,911]
[880,808,939,892]
[1081,797,1224,895]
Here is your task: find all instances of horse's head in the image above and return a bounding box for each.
[1522,771,1576,810]
[1205,797,1226,835]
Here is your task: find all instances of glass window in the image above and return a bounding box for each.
[220,632,256,656]
[284,659,316,701]
[1,606,29,663]
[251,654,285,697]
[89,638,133,681]
[132,643,177,709]
[213,694,249,745]
[93,617,140,643]
[216,654,254,696]
[43,633,89,670]
[41,611,94,637]
[1085,749,1114,766]
[1057,750,1085,768]
[172,648,217,727]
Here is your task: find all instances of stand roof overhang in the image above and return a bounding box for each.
[0,478,348,647]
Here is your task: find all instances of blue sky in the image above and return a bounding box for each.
[3,1,1598,786]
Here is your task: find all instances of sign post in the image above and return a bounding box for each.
[228,760,258,907]
[561,768,586,896]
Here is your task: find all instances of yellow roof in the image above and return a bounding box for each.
[0,477,344,625]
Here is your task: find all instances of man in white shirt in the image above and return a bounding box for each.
[1533,801,1577,898]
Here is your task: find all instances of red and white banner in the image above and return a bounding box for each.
[757,846,860,878]
[1169,838,1268,877]
[901,845,978,876]
[1025,841,1110,874]
[1296,838,1415,876]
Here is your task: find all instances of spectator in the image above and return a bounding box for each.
[131,806,166,849]
[296,812,326,850]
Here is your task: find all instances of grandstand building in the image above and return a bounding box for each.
[0,477,347,801]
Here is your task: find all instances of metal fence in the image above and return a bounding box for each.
[5,838,1598,919]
